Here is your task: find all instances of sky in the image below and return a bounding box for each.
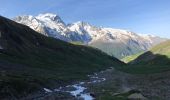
[0,0,170,38]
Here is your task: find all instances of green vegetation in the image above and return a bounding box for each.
[97,90,141,100]
[131,40,170,65]
[99,92,140,100]
[0,15,169,99]
[117,40,170,74]
[150,40,170,57]
[90,41,144,59]
[70,41,84,45]
[117,65,170,74]
[121,52,144,63]
[0,16,124,99]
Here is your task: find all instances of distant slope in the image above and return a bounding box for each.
[88,28,167,59]
[14,13,167,59]
[118,40,170,74]
[0,16,124,99]
[121,52,144,63]
[89,40,144,59]
[131,40,170,65]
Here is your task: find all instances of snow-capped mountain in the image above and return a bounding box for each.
[14,13,167,59]
[14,13,71,41]
[88,28,162,58]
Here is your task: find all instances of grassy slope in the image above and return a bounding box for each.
[0,16,124,98]
[121,52,144,63]
[132,40,170,64]
[150,40,170,57]
[117,40,170,74]
[90,41,143,59]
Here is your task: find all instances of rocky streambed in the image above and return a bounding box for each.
[42,68,111,100]
[24,67,170,100]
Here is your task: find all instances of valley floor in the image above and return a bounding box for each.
[22,67,170,100]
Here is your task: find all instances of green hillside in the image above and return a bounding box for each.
[150,40,170,57]
[118,40,170,74]
[0,16,124,99]
[90,41,143,59]
[121,52,144,63]
[132,40,170,64]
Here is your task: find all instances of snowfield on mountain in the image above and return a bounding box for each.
[14,13,167,58]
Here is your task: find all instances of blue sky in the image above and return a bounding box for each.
[0,0,170,38]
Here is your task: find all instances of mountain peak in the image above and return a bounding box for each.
[37,13,58,19]
[36,13,64,23]
[72,21,91,27]
[14,15,35,21]
[139,34,157,38]
[13,13,167,59]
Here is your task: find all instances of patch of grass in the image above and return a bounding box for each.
[70,41,84,45]
[97,90,139,100]
[121,52,144,63]
[98,93,127,100]
[116,65,170,74]
[119,40,170,74]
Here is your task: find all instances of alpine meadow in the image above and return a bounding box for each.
[0,0,170,100]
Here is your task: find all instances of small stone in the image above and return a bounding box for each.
[90,93,96,97]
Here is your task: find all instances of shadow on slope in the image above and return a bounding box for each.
[117,51,170,74]
[0,16,124,99]
[130,51,170,65]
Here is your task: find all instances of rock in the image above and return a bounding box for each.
[128,93,147,100]
[90,93,96,97]
[77,94,81,97]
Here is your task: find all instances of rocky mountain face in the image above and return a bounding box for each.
[14,13,167,59]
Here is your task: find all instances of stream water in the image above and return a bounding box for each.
[43,69,109,100]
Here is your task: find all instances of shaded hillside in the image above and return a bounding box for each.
[131,40,170,65]
[117,40,170,74]
[0,16,124,99]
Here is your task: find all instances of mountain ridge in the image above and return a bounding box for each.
[14,13,167,58]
